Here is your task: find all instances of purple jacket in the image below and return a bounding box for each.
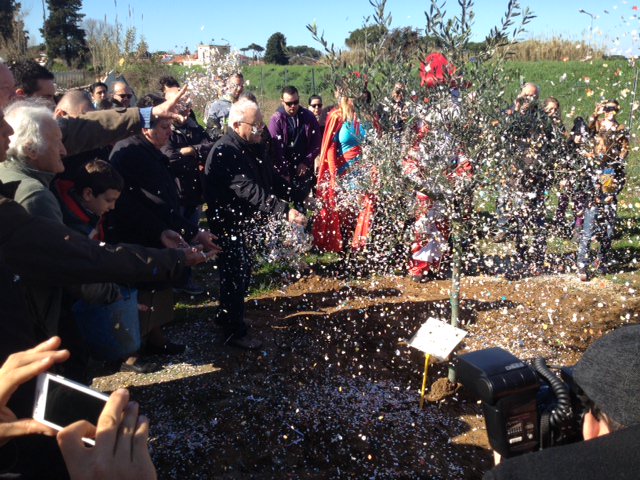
[268,106,321,180]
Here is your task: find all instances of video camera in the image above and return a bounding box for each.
[455,347,587,458]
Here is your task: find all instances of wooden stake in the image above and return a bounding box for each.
[419,353,431,409]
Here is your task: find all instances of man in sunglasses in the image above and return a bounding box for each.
[268,85,321,205]
[111,81,134,108]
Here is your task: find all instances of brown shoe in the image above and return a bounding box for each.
[228,333,263,350]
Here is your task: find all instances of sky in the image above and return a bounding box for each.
[18,0,640,57]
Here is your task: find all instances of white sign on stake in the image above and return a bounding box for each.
[408,317,467,362]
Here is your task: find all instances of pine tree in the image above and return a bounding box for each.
[41,0,88,67]
[0,0,18,40]
[264,32,288,65]
[0,1,28,60]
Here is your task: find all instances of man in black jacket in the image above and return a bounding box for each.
[108,117,220,362]
[204,98,306,349]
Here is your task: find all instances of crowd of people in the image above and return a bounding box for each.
[0,55,635,478]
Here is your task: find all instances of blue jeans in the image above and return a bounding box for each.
[577,200,617,271]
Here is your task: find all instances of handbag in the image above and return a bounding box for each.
[72,286,141,361]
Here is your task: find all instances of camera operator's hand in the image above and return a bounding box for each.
[0,337,70,447]
[57,389,157,480]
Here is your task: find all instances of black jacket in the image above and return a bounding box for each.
[203,130,290,234]
[0,188,187,478]
[161,118,214,209]
[484,425,640,480]
[108,134,198,248]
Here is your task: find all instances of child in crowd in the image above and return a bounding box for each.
[53,160,154,373]
[54,159,122,240]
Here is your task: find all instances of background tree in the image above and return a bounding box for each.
[136,36,149,59]
[264,32,288,65]
[248,42,264,60]
[242,42,264,61]
[0,0,18,39]
[0,1,28,61]
[83,18,121,74]
[345,24,388,48]
[287,45,322,65]
[41,0,88,67]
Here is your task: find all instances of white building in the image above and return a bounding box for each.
[196,44,231,65]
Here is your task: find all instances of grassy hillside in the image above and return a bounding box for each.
[238,60,639,176]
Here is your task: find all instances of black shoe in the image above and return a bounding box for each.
[120,359,161,374]
[173,280,205,296]
[227,333,263,350]
[144,342,186,356]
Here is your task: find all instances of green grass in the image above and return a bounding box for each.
[243,65,334,106]
[172,60,640,282]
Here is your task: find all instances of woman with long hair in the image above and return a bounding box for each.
[313,84,374,253]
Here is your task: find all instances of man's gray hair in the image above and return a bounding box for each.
[5,100,56,161]
[228,97,259,127]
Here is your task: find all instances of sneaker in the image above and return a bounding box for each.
[578,270,590,282]
[493,231,507,243]
[174,280,205,296]
[120,358,161,374]
[227,333,263,350]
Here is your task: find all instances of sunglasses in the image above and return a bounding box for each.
[310,103,322,108]
[603,106,618,113]
[284,100,300,107]
[116,93,133,99]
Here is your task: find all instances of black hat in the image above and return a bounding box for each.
[574,325,640,427]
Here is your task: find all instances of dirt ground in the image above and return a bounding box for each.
[93,268,640,479]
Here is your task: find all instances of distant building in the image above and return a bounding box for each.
[160,44,231,66]
[196,44,231,65]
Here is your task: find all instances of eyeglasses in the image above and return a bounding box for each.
[309,103,322,109]
[284,100,300,107]
[116,93,132,99]
[239,121,264,135]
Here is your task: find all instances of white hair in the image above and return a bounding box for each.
[5,100,57,161]
[228,97,259,127]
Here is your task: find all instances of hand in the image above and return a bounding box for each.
[160,229,189,249]
[0,337,70,446]
[191,230,222,255]
[179,146,196,157]
[287,209,307,227]
[181,246,217,266]
[151,85,188,124]
[57,389,157,480]
[295,163,310,177]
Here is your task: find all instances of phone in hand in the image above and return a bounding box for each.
[32,373,109,445]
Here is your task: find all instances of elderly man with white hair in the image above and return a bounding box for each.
[204,97,307,349]
[0,101,67,222]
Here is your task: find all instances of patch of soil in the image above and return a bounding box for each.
[92,271,640,479]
